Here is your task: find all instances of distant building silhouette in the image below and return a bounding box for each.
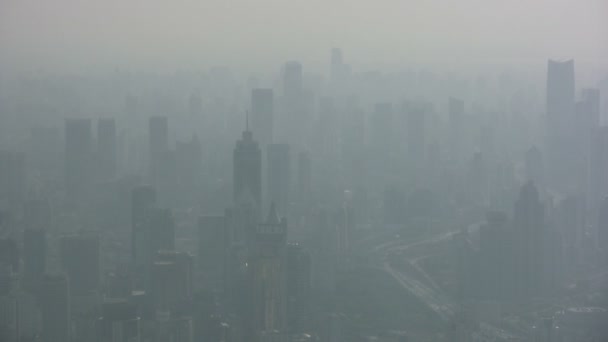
[251,89,274,149]
[149,116,169,182]
[97,118,117,180]
[267,143,291,215]
[233,128,262,214]
[65,118,93,203]
[250,204,288,341]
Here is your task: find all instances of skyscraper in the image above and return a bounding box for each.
[97,118,117,180]
[283,61,303,102]
[250,204,288,340]
[546,59,576,191]
[233,128,262,212]
[546,59,575,134]
[251,89,274,149]
[65,118,93,203]
[267,143,291,215]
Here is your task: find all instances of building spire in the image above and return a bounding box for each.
[246,110,249,132]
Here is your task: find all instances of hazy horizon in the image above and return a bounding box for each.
[1,0,607,73]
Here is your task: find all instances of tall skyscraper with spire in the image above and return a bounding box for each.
[233,118,262,212]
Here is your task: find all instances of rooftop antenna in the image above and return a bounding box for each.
[246,110,249,131]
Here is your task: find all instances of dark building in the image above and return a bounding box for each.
[40,274,70,342]
[267,143,291,215]
[65,118,93,202]
[233,128,262,213]
[60,235,100,295]
[251,89,274,149]
[97,118,117,180]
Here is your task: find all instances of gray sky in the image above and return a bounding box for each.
[1,0,606,72]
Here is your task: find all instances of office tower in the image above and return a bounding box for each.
[149,116,169,180]
[406,103,427,168]
[312,211,336,293]
[546,59,576,191]
[152,251,193,313]
[251,89,274,149]
[513,181,545,299]
[198,215,227,292]
[281,61,309,147]
[60,235,100,295]
[330,48,349,83]
[0,150,26,211]
[65,118,93,202]
[547,59,575,133]
[233,128,262,211]
[580,88,600,130]
[144,209,176,268]
[97,299,141,342]
[40,274,70,342]
[448,97,465,162]
[286,243,311,333]
[97,118,117,180]
[131,185,156,260]
[267,143,291,215]
[251,204,288,340]
[283,61,303,101]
